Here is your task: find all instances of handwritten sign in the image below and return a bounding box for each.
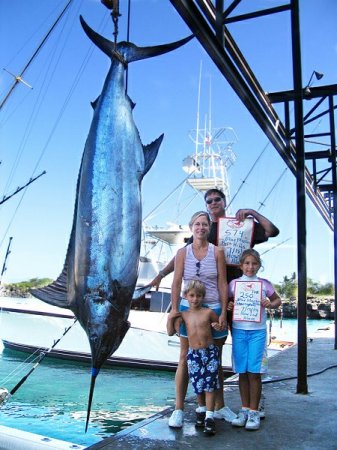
[218,217,254,266]
[233,281,262,322]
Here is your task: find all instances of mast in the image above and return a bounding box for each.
[183,64,237,208]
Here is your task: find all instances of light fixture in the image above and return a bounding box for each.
[182,156,200,174]
[304,70,324,96]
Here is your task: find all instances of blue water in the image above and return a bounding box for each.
[0,318,331,447]
[0,351,179,447]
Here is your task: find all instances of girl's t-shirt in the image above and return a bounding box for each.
[229,274,275,330]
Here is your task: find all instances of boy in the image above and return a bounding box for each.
[167,280,221,435]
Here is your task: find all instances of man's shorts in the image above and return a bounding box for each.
[179,299,228,339]
[232,328,267,373]
[187,344,220,394]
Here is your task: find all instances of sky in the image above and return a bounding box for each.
[0,0,336,286]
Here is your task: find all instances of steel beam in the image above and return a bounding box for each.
[170,0,333,230]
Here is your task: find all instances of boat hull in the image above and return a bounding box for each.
[0,297,234,375]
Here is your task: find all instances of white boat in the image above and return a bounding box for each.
[0,296,236,376]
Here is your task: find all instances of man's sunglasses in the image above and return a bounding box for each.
[205,196,222,204]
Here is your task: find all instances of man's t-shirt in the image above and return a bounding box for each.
[186,220,267,283]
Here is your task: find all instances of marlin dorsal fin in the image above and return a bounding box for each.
[142,134,164,177]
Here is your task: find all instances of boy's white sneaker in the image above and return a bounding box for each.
[231,408,249,427]
[213,406,237,423]
[168,409,184,428]
[245,410,261,431]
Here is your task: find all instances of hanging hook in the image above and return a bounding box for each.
[101,0,121,49]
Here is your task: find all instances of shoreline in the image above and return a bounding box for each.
[1,292,334,320]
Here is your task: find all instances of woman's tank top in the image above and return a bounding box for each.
[182,243,219,306]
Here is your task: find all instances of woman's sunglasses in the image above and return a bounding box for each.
[196,261,201,276]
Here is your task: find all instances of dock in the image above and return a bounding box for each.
[85,330,337,450]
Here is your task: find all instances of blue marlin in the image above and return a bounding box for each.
[31,16,193,431]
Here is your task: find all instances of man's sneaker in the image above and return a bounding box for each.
[195,411,206,428]
[245,410,261,431]
[204,418,216,435]
[258,393,266,419]
[213,406,237,423]
[168,409,184,428]
[231,408,249,427]
[258,404,266,419]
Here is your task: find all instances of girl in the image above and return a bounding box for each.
[230,249,281,431]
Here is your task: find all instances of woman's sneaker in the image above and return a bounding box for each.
[195,411,206,428]
[231,408,249,427]
[204,418,216,435]
[168,409,184,428]
[213,406,237,423]
[245,410,261,431]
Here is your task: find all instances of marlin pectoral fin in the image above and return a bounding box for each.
[143,134,164,177]
[132,285,152,300]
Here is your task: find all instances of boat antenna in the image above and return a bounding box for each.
[0,170,46,206]
[0,0,74,111]
[0,318,78,407]
[0,237,13,286]
[195,61,202,156]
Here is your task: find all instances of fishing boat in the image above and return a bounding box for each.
[0,292,289,376]
[0,294,236,375]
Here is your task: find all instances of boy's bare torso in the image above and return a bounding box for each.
[182,308,215,350]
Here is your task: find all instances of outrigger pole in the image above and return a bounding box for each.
[0,236,13,285]
[0,318,78,407]
[0,170,46,206]
[0,0,74,111]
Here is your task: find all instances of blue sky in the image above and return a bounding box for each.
[0,0,336,285]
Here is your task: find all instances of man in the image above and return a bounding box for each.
[151,188,279,427]
[152,188,279,286]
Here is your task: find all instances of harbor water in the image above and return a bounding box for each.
[0,318,333,447]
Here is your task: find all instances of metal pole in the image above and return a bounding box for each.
[328,95,337,349]
[291,0,308,394]
[0,237,13,284]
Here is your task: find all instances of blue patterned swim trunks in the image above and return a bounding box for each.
[187,344,220,394]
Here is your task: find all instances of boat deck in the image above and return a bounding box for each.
[85,328,337,450]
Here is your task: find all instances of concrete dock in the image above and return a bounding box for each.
[86,330,337,450]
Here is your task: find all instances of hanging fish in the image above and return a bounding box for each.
[31,16,192,431]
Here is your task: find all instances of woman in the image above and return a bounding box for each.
[168,211,230,428]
